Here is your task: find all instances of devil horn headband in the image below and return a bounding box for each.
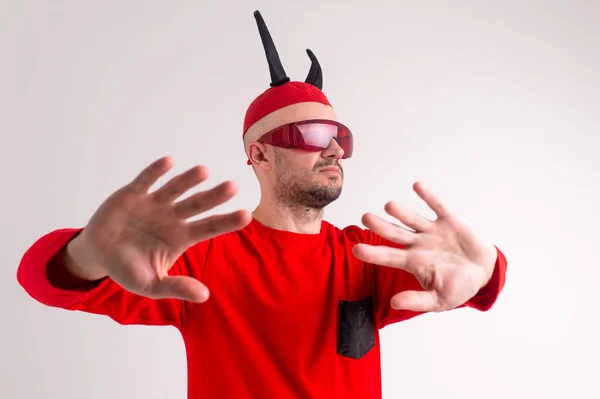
[253,10,323,90]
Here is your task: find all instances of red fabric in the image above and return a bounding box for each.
[243,81,332,135]
[17,219,507,399]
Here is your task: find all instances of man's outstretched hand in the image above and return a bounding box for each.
[352,181,498,312]
[65,156,252,303]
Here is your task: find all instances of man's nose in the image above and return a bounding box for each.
[322,138,344,159]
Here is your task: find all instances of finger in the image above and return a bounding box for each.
[412,181,451,219]
[352,243,420,275]
[149,275,210,303]
[174,181,238,220]
[390,290,441,312]
[152,165,209,204]
[187,210,253,242]
[384,201,432,232]
[129,156,174,194]
[361,212,417,246]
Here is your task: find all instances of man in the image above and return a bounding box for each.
[17,10,507,399]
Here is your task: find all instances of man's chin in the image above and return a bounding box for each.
[311,188,343,206]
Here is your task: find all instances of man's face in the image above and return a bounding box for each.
[245,102,346,209]
[272,141,344,209]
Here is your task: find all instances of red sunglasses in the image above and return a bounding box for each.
[246,119,353,165]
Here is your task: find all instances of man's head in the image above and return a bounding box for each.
[241,11,352,210]
[244,100,346,209]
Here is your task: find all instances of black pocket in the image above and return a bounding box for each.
[337,296,375,360]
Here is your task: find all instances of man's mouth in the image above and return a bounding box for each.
[319,166,341,174]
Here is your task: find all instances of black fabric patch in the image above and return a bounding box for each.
[337,296,375,360]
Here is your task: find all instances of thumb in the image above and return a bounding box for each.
[149,276,210,302]
[390,290,439,312]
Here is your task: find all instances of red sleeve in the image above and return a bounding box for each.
[16,228,202,330]
[365,230,508,329]
[463,245,507,311]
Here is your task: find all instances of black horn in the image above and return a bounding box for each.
[253,10,290,87]
[304,49,323,90]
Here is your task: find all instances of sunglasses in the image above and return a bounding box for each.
[246,119,354,165]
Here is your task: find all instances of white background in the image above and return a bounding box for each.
[2,0,599,398]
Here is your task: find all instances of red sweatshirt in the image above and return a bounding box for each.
[17,218,507,398]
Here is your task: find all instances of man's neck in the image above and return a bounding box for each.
[252,199,324,234]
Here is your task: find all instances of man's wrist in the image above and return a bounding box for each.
[64,232,109,282]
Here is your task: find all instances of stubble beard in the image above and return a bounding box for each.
[273,150,343,211]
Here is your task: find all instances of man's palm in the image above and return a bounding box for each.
[74,157,252,302]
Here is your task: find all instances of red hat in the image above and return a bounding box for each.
[243,11,332,136]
